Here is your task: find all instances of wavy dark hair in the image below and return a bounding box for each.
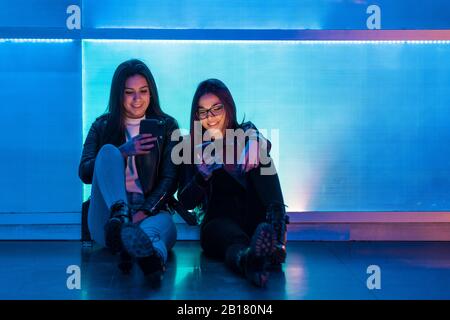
[103,59,167,145]
[189,78,239,140]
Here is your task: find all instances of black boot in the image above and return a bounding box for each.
[137,253,165,287]
[226,223,275,287]
[120,223,165,286]
[104,200,131,254]
[118,250,133,275]
[266,203,289,265]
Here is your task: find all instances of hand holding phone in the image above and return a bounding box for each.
[194,141,223,180]
[118,133,157,157]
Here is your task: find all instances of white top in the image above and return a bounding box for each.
[124,116,145,194]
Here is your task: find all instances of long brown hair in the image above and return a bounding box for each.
[103,59,167,145]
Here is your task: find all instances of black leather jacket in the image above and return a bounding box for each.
[177,121,271,216]
[78,113,179,214]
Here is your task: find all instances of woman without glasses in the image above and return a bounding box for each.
[79,59,179,283]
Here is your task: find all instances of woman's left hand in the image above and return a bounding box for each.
[239,139,260,173]
[132,210,148,224]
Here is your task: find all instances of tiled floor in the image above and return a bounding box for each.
[0,241,449,300]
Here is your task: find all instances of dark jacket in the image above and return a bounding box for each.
[177,121,271,221]
[78,113,179,214]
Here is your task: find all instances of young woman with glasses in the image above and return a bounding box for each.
[177,79,288,287]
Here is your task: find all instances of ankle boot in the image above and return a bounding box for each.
[137,253,165,287]
[266,203,289,265]
[227,223,275,287]
[104,200,131,253]
[236,247,269,287]
[120,223,165,285]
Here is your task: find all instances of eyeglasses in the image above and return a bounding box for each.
[196,104,225,120]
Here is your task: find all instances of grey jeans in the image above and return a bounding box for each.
[88,144,177,263]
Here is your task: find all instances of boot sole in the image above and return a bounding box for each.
[251,223,276,259]
[120,223,155,258]
[248,223,276,287]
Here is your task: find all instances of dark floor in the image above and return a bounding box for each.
[0,241,449,300]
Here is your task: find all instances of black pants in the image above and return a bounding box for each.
[200,163,284,269]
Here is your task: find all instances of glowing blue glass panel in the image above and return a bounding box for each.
[83,40,450,211]
[0,40,82,212]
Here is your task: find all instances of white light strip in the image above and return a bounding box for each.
[2,39,448,45]
[83,39,450,45]
[0,38,73,43]
[1,39,448,45]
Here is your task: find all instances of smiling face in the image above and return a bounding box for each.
[122,74,150,119]
[197,93,227,136]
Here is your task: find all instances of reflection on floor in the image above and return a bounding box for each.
[0,241,449,300]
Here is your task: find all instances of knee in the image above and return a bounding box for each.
[155,211,176,228]
[96,144,122,164]
[98,144,120,154]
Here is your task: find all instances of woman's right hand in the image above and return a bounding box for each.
[119,133,157,157]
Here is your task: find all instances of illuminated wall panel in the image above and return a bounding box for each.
[0,40,82,212]
[83,40,450,211]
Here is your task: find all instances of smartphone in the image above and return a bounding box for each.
[194,141,213,161]
[139,119,164,140]
[195,140,225,166]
